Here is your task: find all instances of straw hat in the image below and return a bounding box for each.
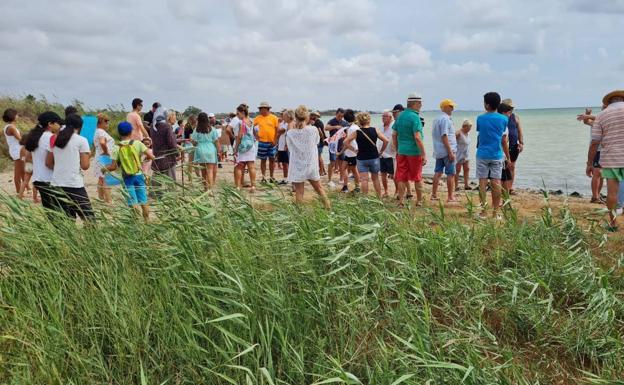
[501,98,515,108]
[407,92,422,102]
[258,101,272,109]
[602,90,624,106]
[310,110,321,117]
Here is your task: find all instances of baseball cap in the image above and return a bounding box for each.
[392,104,405,112]
[440,99,457,109]
[117,121,133,136]
[407,92,422,102]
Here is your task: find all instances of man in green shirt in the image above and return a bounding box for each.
[392,93,427,206]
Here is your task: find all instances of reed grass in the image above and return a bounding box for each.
[0,188,622,384]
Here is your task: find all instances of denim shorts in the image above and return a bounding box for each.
[357,158,381,174]
[123,174,148,206]
[476,159,504,180]
[434,157,456,176]
[329,152,337,162]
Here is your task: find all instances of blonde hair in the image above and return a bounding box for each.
[167,110,177,122]
[462,119,473,127]
[96,112,109,126]
[282,109,295,123]
[294,105,309,128]
[356,111,371,127]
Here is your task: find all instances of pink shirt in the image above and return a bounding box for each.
[126,111,145,141]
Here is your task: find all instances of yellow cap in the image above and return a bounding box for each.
[440,99,457,109]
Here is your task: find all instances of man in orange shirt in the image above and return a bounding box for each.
[127,98,149,140]
[254,101,279,183]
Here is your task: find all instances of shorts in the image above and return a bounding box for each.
[123,174,148,206]
[380,158,394,175]
[395,154,423,183]
[257,141,277,160]
[601,168,624,182]
[593,151,602,169]
[500,163,513,181]
[509,144,520,163]
[344,156,357,167]
[329,152,337,162]
[318,145,324,156]
[434,156,456,176]
[476,159,504,180]
[277,150,289,164]
[357,158,380,174]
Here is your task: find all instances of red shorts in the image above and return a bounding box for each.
[395,154,423,183]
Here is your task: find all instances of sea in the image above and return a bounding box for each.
[321,108,594,195]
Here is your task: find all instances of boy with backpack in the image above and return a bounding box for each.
[103,121,155,221]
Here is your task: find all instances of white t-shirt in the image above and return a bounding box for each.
[344,123,359,158]
[229,117,242,136]
[32,131,54,183]
[378,123,396,158]
[51,134,91,188]
[277,122,288,151]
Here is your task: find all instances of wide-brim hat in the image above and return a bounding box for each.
[501,98,515,108]
[258,101,272,109]
[310,111,321,117]
[407,92,422,102]
[602,90,624,106]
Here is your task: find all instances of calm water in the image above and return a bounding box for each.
[321,108,593,194]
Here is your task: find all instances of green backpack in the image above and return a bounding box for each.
[117,140,142,177]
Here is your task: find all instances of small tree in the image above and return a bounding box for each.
[183,106,201,117]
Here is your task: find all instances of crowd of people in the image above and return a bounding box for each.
[2,89,623,230]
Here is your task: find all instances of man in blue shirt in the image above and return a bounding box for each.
[476,92,511,218]
[431,99,458,202]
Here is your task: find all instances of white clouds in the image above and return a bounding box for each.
[442,31,545,55]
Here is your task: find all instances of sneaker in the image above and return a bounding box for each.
[430,196,439,201]
[353,187,361,193]
[464,186,472,191]
[328,181,337,189]
[341,186,349,193]
[269,178,277,184]
[278,180,288,185]
[218,163,223,169]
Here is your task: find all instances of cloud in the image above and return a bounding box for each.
[568,0,624,13]
[442,31,545,54]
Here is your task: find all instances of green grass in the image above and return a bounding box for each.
[0,188,622,384]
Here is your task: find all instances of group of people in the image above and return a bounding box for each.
[2,89,623,230]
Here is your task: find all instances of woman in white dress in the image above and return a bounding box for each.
[3,108,24,194]
[286,105,330,209]
[232,103,257,192]
[93,113,116,203]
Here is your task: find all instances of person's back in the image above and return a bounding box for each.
[393,108,423,155]
[476,112,508,160]
[51,133,90,188]
[355,126,379,160]
[593,101,624,168]
[432,113,457,159]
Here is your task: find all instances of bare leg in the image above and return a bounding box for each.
[234,164,244,189]
[359,171,369,194]
[479,178,488,209]
[319,154,326,176]
[397,181,407,206]
[293,182,305,203]
[414,181,423,205]
[463,162,470,189]
[371,173,382,198]
[141,205,150,222]
[268,157,276,179]
[19,173,31,199]
[309,180,331,209]
[340,160,348,189]
[606,179,620,229]
[350,165,360,189]
[328,160,335,182]
[247,162,257,191]
[207,164,216,189]
[491,179,502,215]
[282,162,289,179]
[200,166,209,191]
[431,172,442,199]
[591,169,603,200]
[447,174,456,201]
[260,159,267,180]
[381,173,389,196]
[13,159,25,194]
[509,161,516,191]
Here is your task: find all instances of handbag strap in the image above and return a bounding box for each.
[358,127,377,148]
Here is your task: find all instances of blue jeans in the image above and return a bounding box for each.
[357,158,381,174]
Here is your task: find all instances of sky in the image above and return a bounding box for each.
[0,0,623,112]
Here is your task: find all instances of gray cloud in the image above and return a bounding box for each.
[568,0,624,13]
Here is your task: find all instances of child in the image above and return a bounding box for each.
[104,121,155,221]
[3,108,24,194]
[455,119,473,191]
[93,112,115,203]
[18,139,37,202]
[191,112,220,191]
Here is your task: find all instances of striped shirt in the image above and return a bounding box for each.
[591,101,624,168]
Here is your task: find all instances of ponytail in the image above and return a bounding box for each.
[55,114,82,149]
[25,111,63,152]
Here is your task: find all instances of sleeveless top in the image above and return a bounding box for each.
[4,124,21,161]
[355,127,379,160]
[507,113,519,145]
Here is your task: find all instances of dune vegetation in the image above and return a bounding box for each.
[0,186,622,384]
